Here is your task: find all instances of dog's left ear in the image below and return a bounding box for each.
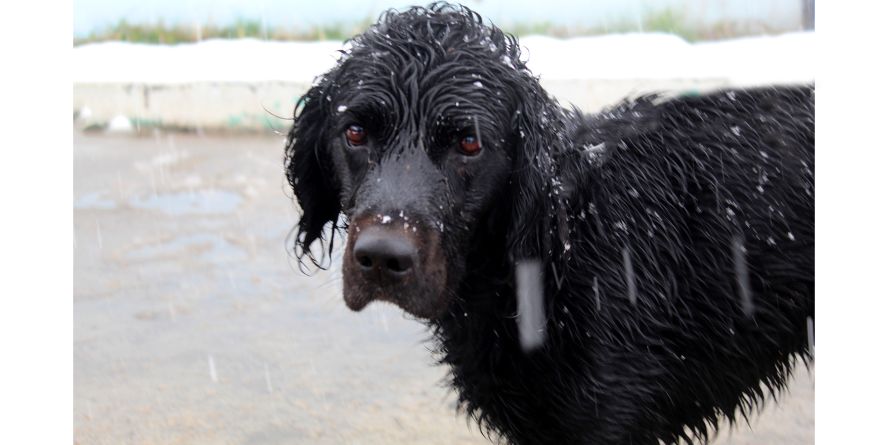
[505,78,571,265]
[285,80,342,268]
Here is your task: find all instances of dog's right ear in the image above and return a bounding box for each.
[285,80,342,268]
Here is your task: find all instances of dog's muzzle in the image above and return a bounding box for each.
[342,214,448,319]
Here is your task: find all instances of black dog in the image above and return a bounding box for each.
[285,3,814,444]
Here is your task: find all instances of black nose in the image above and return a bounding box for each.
[353,228,417,279]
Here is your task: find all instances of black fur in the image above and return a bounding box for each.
[285,3,814,444]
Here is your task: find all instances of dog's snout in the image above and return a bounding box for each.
[342,216,447,317]
[353,228,417,278]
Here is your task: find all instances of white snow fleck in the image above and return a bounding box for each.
[264,363,273,393]
[516,260,546,352]
[622,247,637,305]
[208,355,218,383]
[77,106,93,120]
[107,115,134,133]
[473,81,484,88]
[732,236,754,316]
[807,316,814,356]
[381,215,391,224]
[585,142,605,153]
[336,105,348,112]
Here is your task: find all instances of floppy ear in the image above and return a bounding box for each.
[505,76,571,266]
[285,80,342,268]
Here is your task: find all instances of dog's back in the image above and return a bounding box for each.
[566,85,814,442]
[439,85,814,444]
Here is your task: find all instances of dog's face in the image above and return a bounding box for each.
[286,5,564,319]
[329,63,515,318]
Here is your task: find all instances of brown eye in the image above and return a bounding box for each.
[345,124,367,146]
[459,135,482,156]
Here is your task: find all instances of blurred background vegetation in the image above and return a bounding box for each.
[74,5,810,46]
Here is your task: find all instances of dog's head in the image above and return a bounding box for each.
[286,3,568,319]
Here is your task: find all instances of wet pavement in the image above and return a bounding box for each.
[73,131,813,444]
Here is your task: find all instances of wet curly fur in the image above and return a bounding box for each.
[285,3,814,444]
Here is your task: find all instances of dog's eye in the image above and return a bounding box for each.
[458,135,482,156]
[345,124,367,146]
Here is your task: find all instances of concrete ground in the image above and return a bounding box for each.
[73,131,813,444]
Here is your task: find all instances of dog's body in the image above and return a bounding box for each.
[433,87,814,444]
[286,4,814,444]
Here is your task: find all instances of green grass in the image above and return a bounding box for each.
[74,10,794,46]
[503,9,789,42]
[74,17,376,45]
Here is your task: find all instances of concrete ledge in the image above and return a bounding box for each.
[73,34,814,132]
[74,81,312,132]
[73,78,764,133]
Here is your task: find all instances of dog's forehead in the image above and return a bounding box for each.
[327,56,518,131]
[335,9,523,78]
[316,8,540,139]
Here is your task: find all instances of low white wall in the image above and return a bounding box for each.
[74,82,309,132]
[72,33,814,132]
[74,77,776,132]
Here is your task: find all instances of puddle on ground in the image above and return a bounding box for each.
[125,233,247,263]
[129,189,242,215]
[75,192,117,210]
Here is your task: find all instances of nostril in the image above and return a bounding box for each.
[356,254,374,269]
[386,256,412,274]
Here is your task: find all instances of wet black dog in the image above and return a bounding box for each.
[285,3,814,444]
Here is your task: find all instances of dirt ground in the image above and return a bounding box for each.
[73,131,813,444]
